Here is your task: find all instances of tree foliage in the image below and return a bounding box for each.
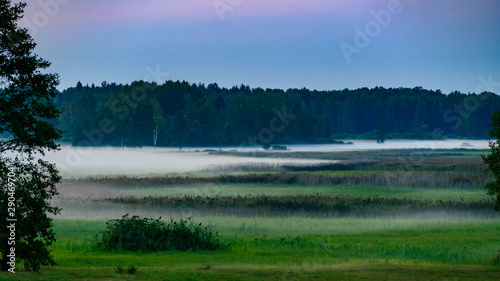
[375,121,386,143]
[482,111,500,211]
[56,81,499,148]
[0,0,61,272]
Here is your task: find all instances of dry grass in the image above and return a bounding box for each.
[97,194,497,218]
[59,169,490,189]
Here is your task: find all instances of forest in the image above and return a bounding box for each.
[54,80,499,147]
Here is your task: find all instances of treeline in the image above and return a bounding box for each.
[54,80,499,147]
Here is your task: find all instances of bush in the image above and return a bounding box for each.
[95,214,226,252]
[126,264,138,274]
[115,266,124,274]
[115,264,137,274]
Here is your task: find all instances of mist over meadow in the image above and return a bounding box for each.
[30,139,488,177]
[1,0,499,279]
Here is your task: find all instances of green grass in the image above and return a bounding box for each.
[2,218,499,280]
[50,217,499,241]
[4,148,498,280]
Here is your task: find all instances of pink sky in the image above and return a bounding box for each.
[20,0,496,32]
[14,0,500,94]
[22,0,381,27]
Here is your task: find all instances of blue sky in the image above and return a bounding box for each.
[19,0,500,94]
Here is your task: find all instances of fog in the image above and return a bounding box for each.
[40,146,327,177]
[18,139,489,220]
[22,139,488,177]
[284,139,490,151]
[52,199,498,222]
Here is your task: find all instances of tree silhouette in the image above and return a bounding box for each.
[482,111,500,211]
[0,0,62,272]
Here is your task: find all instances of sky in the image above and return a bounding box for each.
[18,0,500,94]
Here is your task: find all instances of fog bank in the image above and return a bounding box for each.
[41,146,327,177]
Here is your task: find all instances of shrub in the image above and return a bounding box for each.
[126,264,138,274]
[95,214,226,252]
[202,264,211,270]
[115,266,124,274]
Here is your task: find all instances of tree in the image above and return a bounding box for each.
[170,111,188,149]
[482,111,500,211]
[375,121,386,143]
[0,0,62,272]
[151,98,164,147]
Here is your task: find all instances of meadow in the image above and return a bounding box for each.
[2,148,500,280]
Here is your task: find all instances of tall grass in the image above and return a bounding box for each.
[99,194,497,218]
[61,170,490,189]
[203,155,487,173]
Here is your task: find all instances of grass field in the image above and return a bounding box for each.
[3,218,499,280]
[2,148,499,280]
